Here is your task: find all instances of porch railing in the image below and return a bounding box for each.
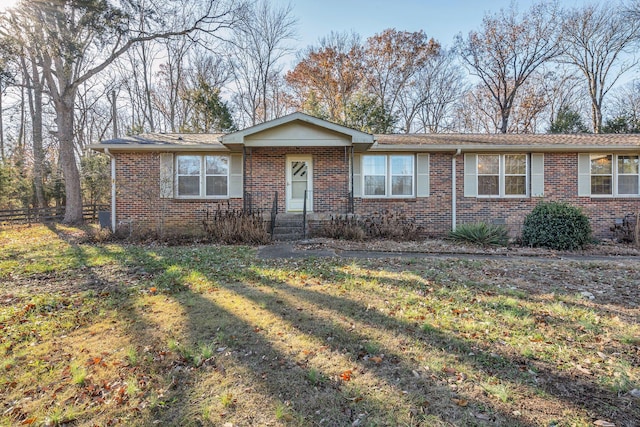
[270,191,278,239]
[244,191,275,214]
[302,190,308,239]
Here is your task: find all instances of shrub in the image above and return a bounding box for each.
[359,210,422,241]
[521,201,592,250]
[316,215,365,240]
[448,222,509,246]
[315,210,422,241]
[202,208,270,244]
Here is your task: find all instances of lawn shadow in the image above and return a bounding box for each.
[240,257,639,426]
[29,226,639,426]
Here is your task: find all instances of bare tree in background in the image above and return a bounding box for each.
[230,0,297,127]
[456,2,562,133]
[0,0,241,223]
[285,31,363,123]
[560,3,639,133]
[363,28,439,131]
[403,49,466,133]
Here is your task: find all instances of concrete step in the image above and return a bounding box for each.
[272,226,302,234]
[271,214,305,240]
[272,232,303,241]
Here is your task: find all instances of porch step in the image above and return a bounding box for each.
[272,214,304,241]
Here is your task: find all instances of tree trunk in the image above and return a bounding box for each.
[592,102,602,134]
[24,54,46,209]
[500,113,509,134]
[0,79,4,162]
[57,96,84,224]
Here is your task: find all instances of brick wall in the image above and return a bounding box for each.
[454,153,640,239]
[114,152,242,236]
[114,150,638,239]
[245,147,351,214]
[353,152,453,236]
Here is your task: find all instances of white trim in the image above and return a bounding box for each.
[175,154,231,199]
[104,148,117,232]
[586,153,640,197]
[475,153,529,198]
[222,112,374,144]
[286,155,313,212]
[361,154,415,198]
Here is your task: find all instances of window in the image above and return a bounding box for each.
[176,154,229,197]
[617,155,639,195]
[588,154,639,196]
[477,154,527,197]
[590,154,612,195]
[362,155,414,197]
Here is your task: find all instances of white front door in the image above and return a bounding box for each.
[286,155,313,212]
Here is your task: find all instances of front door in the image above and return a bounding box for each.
[286,155,313,212]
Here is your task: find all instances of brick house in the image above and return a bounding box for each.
[90,112,640,239]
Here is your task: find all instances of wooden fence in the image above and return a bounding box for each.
[0,204,109,224]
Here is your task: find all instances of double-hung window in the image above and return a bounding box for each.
[176,154,229,198]
[588,154,639,196]
[477,154,527,197]
[362,155,414,197]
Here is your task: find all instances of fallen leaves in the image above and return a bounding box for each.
[451,398,468,407]
[340,370,353,381]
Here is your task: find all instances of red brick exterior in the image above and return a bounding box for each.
[455,153,640,238]
[353,153,453,236]
[113,150,639,239]
[114,152,242,236]
[244,147,351,214]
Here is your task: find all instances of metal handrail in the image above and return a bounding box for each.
[270,191,278,239]
[348,191,354,214]
[302,189,307,239]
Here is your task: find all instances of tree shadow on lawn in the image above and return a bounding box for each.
[64,241,537,426]
[110,247,472,425]
[37,227,637,426]
[239,258,639,427]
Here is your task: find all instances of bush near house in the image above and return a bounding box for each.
[202,209,270,244]
[316,210,422,241]
[521,201,592,250]
[448,222,509,246]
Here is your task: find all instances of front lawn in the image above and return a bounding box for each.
[1,224,638,426]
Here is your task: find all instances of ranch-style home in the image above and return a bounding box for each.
[89,112,640,240]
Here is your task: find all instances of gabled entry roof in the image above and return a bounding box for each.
[220,112,375,149]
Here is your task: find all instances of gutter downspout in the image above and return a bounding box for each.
[104,148,116,232]
[452,149,462,232]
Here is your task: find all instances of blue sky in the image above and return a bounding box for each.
[275,0,592,53]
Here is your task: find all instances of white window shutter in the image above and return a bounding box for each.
[530,153,544,197]
[416,154,430,197]
[463,153,477,197]
[229,154,243,198]
[577,153,591,197]
[353,154,362,197]
[159,153,174,198]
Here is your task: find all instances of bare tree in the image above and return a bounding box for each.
[560,3,640,133]
[456,2,562,133]
[453,85,502,133]
[401,48,466,133]
[364,28,439,129]
[229,0,297,126]
[0,0,241,223]
[285,31,363,123]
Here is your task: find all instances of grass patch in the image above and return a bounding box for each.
[0,224,638,426]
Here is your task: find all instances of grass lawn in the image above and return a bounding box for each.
[1,224,639,426]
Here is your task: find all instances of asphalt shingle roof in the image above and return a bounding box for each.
[374,133,640,147]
